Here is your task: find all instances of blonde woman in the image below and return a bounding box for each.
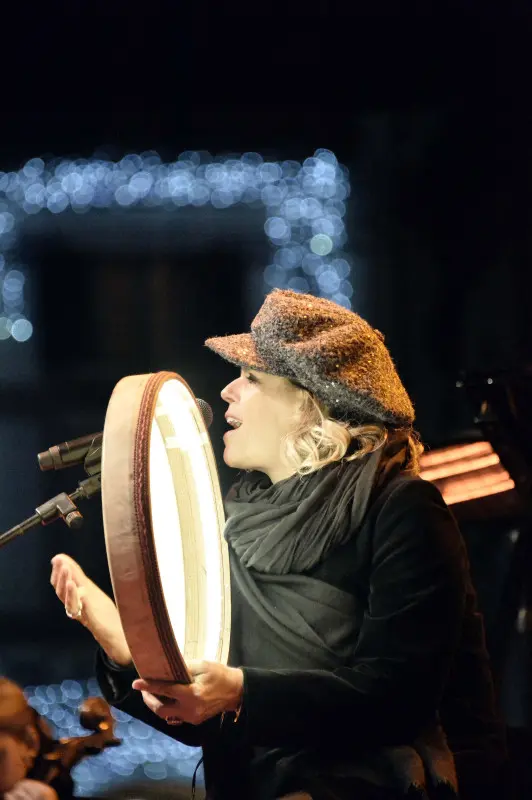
[51,290,506,799]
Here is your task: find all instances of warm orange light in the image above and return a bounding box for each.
[420,441,494,468]
[442,478,516,505]
[420,440,516,505]
[420,453,500,481]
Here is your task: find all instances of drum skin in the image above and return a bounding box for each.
[101,372,230,685]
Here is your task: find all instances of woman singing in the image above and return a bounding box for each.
[51,290,506,799]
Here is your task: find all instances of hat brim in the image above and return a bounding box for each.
[205,333,270,373]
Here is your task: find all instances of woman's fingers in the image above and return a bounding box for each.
[50,556,66,591]
[51,554,83,584]
[50,564,68,601]
[65,579,82,618]
[50,557,60,586]
[134,682,206,725]
[51,553,71,579]
[50,556,67,588]
[57,566,72,602]
[132,679,187,699]
[51,555,86,606]
[139,690,181,719]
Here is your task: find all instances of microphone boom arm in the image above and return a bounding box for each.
[0,467,102,550]
[0,397,212,551]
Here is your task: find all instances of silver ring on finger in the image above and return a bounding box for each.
[65,601,83,620]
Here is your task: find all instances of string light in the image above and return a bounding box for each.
[25,679,203,795]
[0,148,351,343]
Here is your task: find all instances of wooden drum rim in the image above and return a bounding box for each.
[101,371,230,684]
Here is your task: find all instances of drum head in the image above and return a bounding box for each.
[101,372,230,683]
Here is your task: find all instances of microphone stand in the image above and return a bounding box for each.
[0,442,102,550]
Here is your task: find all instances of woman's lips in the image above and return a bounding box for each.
[223,427,241,442]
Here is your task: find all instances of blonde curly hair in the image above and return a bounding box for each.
[281,383,424,477]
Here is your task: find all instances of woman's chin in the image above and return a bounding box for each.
[223,445,253,471]
[222,446,242,468]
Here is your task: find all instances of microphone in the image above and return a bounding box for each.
[196,397,213,429]
[38,433,102,472]
[38,398,213,472]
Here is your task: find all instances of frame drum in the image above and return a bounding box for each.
[101,372,230,684]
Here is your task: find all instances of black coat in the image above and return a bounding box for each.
[97,475,507,799]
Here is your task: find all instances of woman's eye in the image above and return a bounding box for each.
[245,373,257,383]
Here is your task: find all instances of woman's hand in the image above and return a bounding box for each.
[132,661,244,725]
[50,553,132,667]
[4,779,58,800]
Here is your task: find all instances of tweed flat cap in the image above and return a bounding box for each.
[205,289,414,426]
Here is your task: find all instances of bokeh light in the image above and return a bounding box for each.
[25,679,203,796]
[310,234,334,256]
[0,148,352,342]
[11,318,33,342]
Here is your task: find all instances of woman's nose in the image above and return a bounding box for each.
[221,378,240,403]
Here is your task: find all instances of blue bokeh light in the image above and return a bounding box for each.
[310,234,334,256]
[25,679,203,796]
[0,149,352,341]
[11,318,33,341]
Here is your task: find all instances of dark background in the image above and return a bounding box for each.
[0,0,531,788]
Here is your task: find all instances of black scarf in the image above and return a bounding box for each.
[224,439,407,576]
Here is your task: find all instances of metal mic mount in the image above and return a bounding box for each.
[0,399,212,550]
[0,438,103,550]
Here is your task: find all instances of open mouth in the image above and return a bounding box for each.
[226,417,242,430]
[224,417,242,442]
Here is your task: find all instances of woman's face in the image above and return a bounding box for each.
[0,732,35,793]
[221,369,302,483]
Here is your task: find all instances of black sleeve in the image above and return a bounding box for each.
[95,648,220,748]
[239,479,468,749]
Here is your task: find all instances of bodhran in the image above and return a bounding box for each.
[101,371,230,684]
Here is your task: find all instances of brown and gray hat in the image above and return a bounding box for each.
[205,289,414,427]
